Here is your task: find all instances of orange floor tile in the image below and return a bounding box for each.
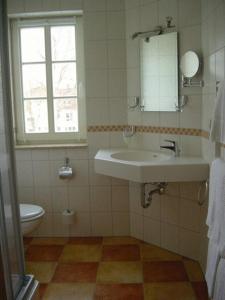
[24,237,209,300]
[102,244,140,261]
[143,261,188,282]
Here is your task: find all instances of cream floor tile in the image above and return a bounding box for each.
[59,245,102,262]
[97,262,143,284]
[26,262,57,283]
[43,283,95,300]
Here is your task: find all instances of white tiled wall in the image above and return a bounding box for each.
[16,147,129,237]
[12,0,129,237]
[124,0,209,266]
[9,0,211,267]
[125,0,202,157]
[129,181,208,261]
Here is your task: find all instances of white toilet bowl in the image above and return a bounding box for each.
[20,204,45,236]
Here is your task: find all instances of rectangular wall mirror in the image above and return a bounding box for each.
[140,31,178,112]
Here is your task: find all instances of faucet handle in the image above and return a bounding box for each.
[161,140,180,157]
[164,139,176,145]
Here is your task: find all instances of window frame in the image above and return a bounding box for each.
[10,16,86,145]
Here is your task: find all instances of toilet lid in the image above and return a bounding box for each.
[20,204,44,221]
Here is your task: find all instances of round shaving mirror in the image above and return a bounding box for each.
[180,51,200,78]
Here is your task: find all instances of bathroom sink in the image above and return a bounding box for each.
[111,150,170,162]
[94,149,209,183]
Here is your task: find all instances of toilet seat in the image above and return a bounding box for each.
[20,204,45,222]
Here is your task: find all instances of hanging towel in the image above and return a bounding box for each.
[205,158,225,297]
[205,241,220,297]
[213,259,225,300]
[206,159,218,239]
[220,198,225,258]
[210,81,225,143]
[206,159,225,244]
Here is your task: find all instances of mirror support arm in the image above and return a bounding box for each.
[128,96,144,111]
[128,96,140,109]
[182,75,204,88]
[175,95,188,112]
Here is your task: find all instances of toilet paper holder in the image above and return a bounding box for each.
[58,157,73,179]
[62,209,75,225]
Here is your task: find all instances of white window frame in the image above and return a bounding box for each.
[10,16,86,145]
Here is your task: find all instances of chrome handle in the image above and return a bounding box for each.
[161,140,180,157]
[164,139,176,145]
[197,180,208,206]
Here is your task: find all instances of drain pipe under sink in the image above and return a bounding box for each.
[141,182,168,208]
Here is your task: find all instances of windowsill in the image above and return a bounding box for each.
[14,143,88,150]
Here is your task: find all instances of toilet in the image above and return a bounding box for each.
[20,204,45,236]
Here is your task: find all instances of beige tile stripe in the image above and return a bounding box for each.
[88,125,203,136]
[88,126,225,147]
[88,125,127,132]
[136,126,202,136]
[201,130,209,139]
[201,130,225,147]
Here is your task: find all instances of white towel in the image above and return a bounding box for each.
[205,241,220,297]
[210,81,225,143]
[213,259,225,300]
[206,159,225,245]
[206,158,225,297]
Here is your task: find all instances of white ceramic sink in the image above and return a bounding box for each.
[111,150,170,162]
[95,149,209,183]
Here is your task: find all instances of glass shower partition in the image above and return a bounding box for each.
[0,0,38,298]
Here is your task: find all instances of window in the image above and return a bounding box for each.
[10,16,86,145]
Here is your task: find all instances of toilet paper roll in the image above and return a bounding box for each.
[62,209,75,225]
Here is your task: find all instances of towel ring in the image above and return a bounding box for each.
[197,179,209,206]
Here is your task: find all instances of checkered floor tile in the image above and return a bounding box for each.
[24,237,209,300]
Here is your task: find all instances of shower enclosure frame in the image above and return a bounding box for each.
[0,0,38,298]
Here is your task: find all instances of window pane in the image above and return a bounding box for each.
[52,62,77,97]
[22,64,47,98]
[54,98,78,132]
[20,27,45,62]
[24,99,49,133]
[51,26,76,61]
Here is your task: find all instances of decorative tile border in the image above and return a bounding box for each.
[87,125,221,145]
[88,125,225,148]
[201,130,209,139]
[88,125,127,132]
[136,126,202,136]
[87,125,202,136]
[201,130,225,149]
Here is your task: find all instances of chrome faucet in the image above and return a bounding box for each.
[160,140,180,157]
